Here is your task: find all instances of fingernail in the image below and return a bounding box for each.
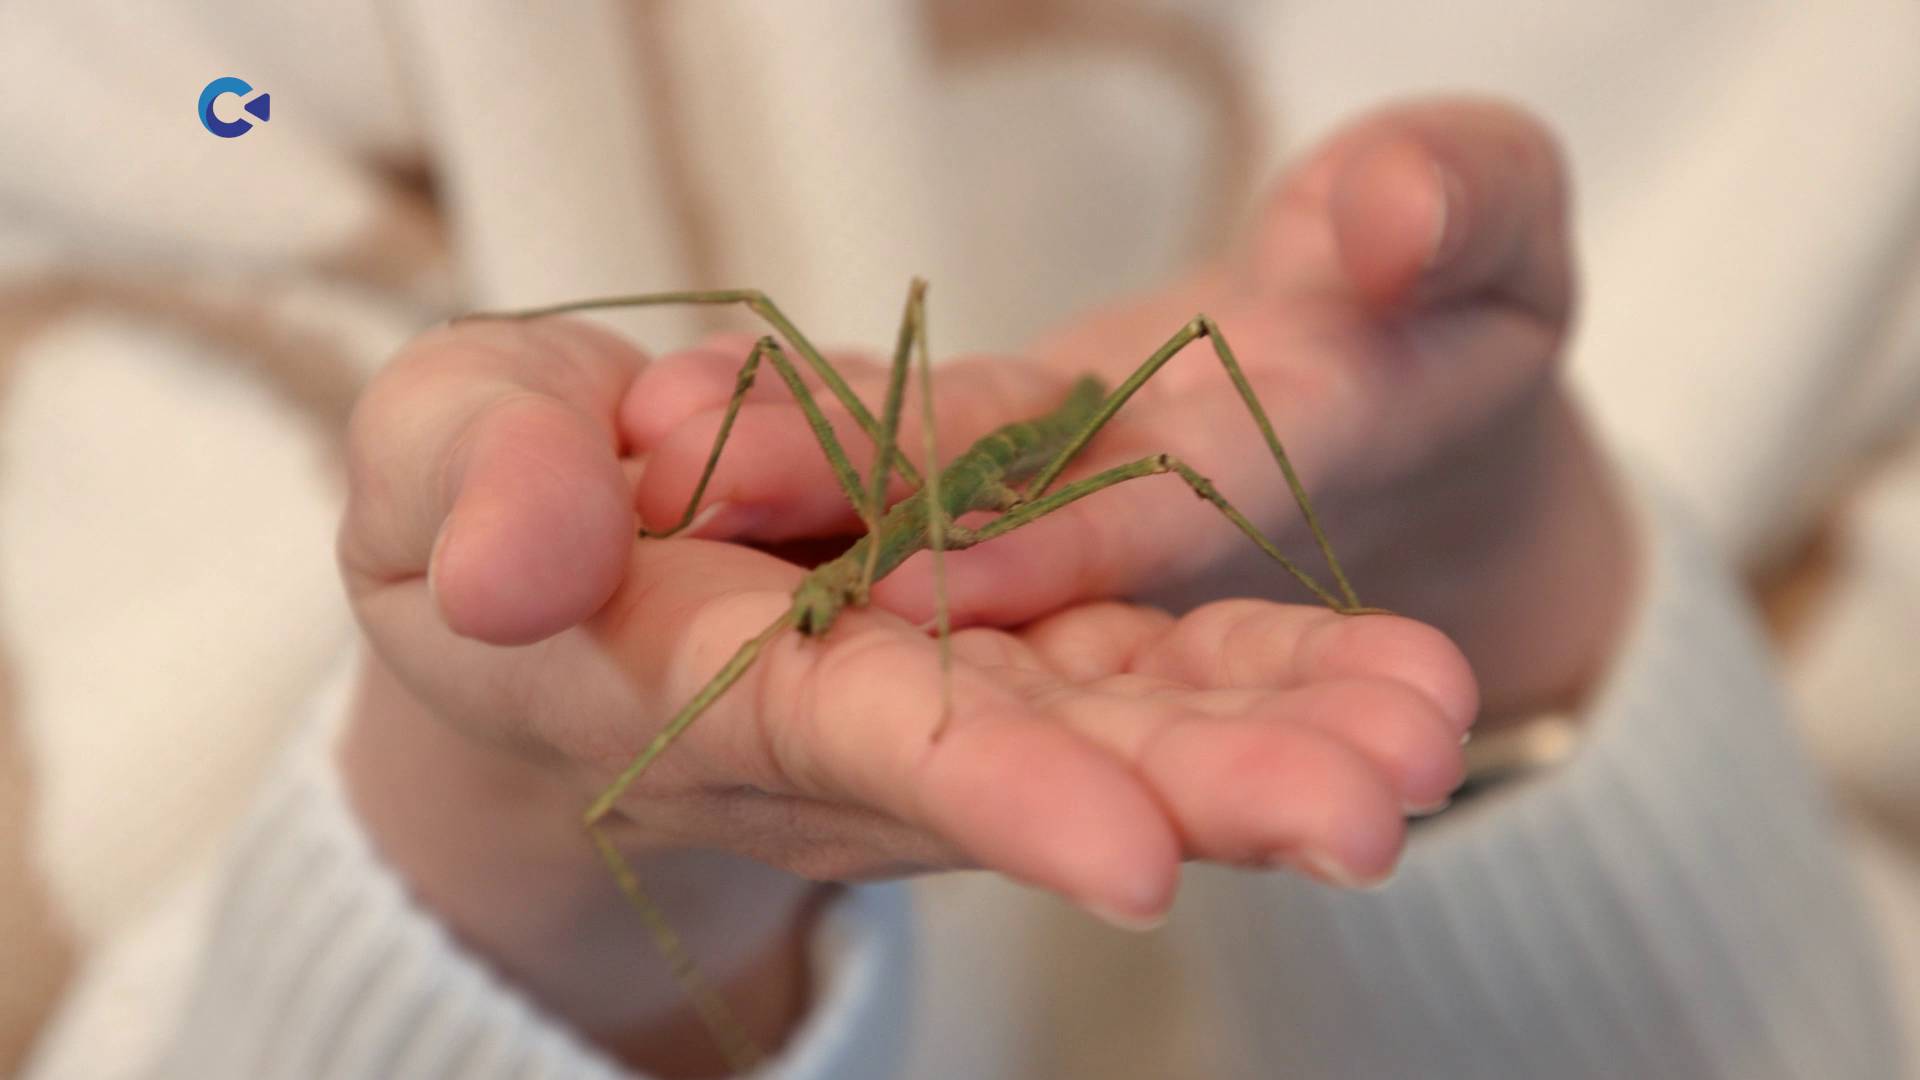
[1283,849,1393,891]
[681,500,732,536]
[1404,797,1452,818]
[669,500,771,538]
[1083,901,1167,933]
[1423,160,1466,271]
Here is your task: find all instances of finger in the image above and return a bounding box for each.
[1107,599,1475,812]
[1140,716,1408,885]
[1096,601,1472,812]
[1263,97,1574,320]
[1128,602,1474,809]
[985,599,1459,878]
[1225,679,1464,814]
[1030,686,1411,884]
[1016,601,1177,682]
[591,566,1183,924]
[620,340,890,451]
[1124,600,1479,734]
[1069,676,1462,814]
[1005,596,1472,820]
[1033,663,1456,860]
[764,615,1181,923]
[618,347,745,450]
[633,356,1075,541]
[943,626,1055,677]
[341,318,644,644]
[869,457,1238,628]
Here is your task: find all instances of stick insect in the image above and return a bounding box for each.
[468,280,1379,1071]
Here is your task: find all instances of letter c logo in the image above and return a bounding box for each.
[198,76,271,138]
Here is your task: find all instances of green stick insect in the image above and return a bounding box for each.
[466,280,1381,1071]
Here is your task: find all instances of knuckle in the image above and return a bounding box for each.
[778,627,927,787]
[1186,597,1273,636]
[1336,677,1448,732]
[1188,599,1277,683]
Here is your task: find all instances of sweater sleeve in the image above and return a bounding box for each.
[145,668,916,1080]
[1179,478,1906,1080]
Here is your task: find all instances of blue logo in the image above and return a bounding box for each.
[198,76,271,138]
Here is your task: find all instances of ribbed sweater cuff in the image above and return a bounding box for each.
[1185,480,1903,1079]
[157,665,915,1079]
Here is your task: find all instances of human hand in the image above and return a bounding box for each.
[338,306,1474,1065]
[1026,99,1635,725]
[644,99,1633,725]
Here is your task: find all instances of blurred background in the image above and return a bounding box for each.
[2,1,1917,1075]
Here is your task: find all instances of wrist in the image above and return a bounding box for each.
[340,648,821,1075]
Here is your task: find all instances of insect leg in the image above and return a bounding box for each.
[584,609,799,827]
[639,335,768,539]
[970,453,1378,614]
[589,336,915,820]
[584,310,924,1049]
[470,292,921,1071]
[460,288,924,490]
[1018,316,1362,611]
[860,279,925,591]
[581,606,798,1074]
[907,283,956,732]
[586,824,763,1074]
[751,337,889,543]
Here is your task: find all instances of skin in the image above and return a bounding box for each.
[338,99,1632,1075]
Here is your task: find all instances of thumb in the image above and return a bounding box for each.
[341,319,644,645]
[430,392,633,643]
[1259,98,1574,323]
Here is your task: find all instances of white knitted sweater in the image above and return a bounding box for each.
[5,2,1920,1077]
